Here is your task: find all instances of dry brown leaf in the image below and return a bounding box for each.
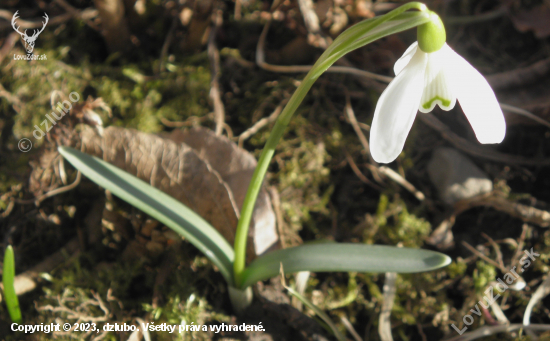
[78,125,261,259]
[167,127,279,255]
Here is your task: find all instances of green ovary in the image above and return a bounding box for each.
[422,96,450,110]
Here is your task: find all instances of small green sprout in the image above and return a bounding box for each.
[2,245,22,323]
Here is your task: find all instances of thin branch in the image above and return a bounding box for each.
[523,274,550,325]
[157,17,178,75]
[238,100,287,147]
[208,9,225,136]
[344,149,382,191]
[461,241,508,273]
[418,113,550,166]
[443,323,550,341]
[379,272,397,341]
[256,20,392,83]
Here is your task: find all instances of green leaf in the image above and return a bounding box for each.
[240,244,450,288]
[58,146,235,284]
[3,245,22,323]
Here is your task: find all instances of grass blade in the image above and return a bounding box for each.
[280,265,346,341]
[241,243,450,288]
[3,245,22,323]
[58,146,235,284]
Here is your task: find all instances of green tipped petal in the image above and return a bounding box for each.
[422,96,451,110]
[417,11,446,53]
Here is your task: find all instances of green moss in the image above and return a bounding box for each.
[447,261,467,279]
[3,48,90,142]
[473,261,497,293]
[143,294,230,341]
[274,113,334,235]
[371,194,431,248]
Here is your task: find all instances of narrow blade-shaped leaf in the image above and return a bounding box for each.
[3,245,22,323]
[241,244,450,288]
[58,146,235,284]
[281,274,346,341]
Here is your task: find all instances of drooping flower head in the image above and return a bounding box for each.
[370,10,506,164]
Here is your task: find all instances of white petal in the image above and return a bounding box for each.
[445,45,506,143]
[394,42,418,76]
[418,46,457,113]
[371,48,427,163]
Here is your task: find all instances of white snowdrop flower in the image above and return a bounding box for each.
[369,12,506,164]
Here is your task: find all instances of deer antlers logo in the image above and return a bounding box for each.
[11,11,49,54]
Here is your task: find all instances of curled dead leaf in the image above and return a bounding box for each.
[168,127,278,255]
[74,125,278,261]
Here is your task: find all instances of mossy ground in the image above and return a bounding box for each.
[1,0,550,340]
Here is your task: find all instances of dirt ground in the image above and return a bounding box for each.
[1,0,550,340]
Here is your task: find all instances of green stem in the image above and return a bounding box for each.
[233,75,316,287]
[233,1,431,288]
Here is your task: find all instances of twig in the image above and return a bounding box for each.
[481,233,505,270]
[461,240,525,292]
[461,241,508,273]
[13,171,82,206]
[379,272,397,341]
[444,6,507,25]
[488,301,509,325]
[297,0,329,48]
[443,323,550,341]
[455,193,550,227]
[207,9,225,136]
[487,56,550,91]
[344,149,382,191]
[157,17,178,75]
[256,20,392,83]
[418,113,550,166]
[512,224,528,266]
[38,171,81,205]
[238,100,287,147]
[344,93,424,199]
[341,315,363,341]
[500,103,550,129]
[344,95,375,164]
[269,186,286,249]
[523,274,550,326]
[378,166,425,201]
[0,200,14,219]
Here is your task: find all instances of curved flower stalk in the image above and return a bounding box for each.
[232,2,433,288]
[370,12,506,164]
